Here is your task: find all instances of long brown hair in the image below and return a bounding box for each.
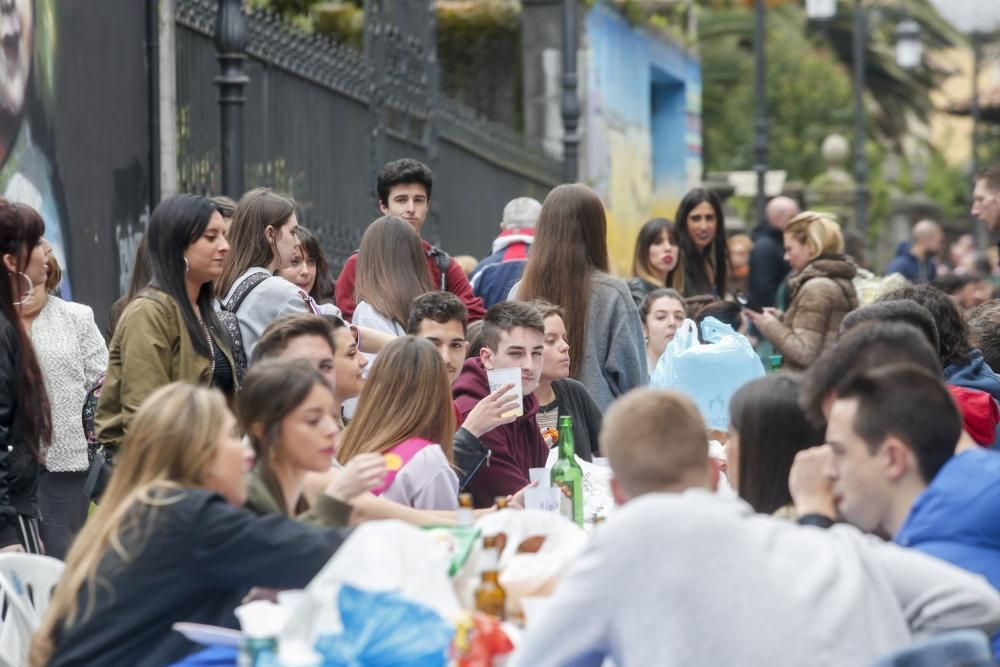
[0,201,51,457]
[236,359,332,515]
[216,188,297,297]
[518,184,609,378]
[30,383,229,666]
[355,216,434,327]
[336,336,455,464]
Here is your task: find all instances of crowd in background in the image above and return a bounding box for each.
[3,160,1000,665]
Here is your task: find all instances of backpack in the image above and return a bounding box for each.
[217,271,271,378]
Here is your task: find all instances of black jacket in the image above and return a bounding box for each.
[453,426,489,491]
[627,277,658,309]
[49,489,349,667]
[0,314,40,546]
[551,378,604,461]
[748,224,791,308]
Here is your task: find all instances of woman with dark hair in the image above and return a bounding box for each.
[639,288,686,374]
[352,216,434,337]
[728,374,824,516]
[515,184,647,411]
[628,217,679,307]
[275,226,335,305]
[95,194,237,454]
[0,198,52,553]
[672,189,729,298]
[20,244,107,558]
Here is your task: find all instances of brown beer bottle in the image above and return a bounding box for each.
[495,496,509,509]
[474,535,506,619]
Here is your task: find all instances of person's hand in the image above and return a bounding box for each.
[325,453,387,504]
[0,544,24,553]
[744,307,779,328]
[789,445,837,519]
[462,384,519,438]
[505,481,536,510]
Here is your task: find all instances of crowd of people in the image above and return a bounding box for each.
[2,159,1000,665]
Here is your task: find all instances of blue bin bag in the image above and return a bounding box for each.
[650,317,765,430]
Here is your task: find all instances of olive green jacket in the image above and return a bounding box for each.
[244,465,353,528]
[94,289,237,450]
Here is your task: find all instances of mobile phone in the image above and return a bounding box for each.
[734,290,763,313]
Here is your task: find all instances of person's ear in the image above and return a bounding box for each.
[378,201,389,216]
[881,437,913,483]
[2,253,17,274]
[610,476,629,506]
[264,225,275,245]
[479,346,494,370]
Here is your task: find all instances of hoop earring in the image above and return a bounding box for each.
[184,257,190,273]
[11,272,33,306]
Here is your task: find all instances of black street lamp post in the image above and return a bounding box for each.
[561,0,580,183]
[852,0,868,240]
[753,0,768,226]
[215,0,249,199]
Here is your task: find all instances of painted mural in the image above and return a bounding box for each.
[583,4,702,273]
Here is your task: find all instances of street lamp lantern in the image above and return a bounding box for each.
[804,0,837,21]
[895,19,922,70]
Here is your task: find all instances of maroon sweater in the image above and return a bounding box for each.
[452,358,548,507]
[334,239,485,322]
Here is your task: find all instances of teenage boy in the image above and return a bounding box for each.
[791,361,1000,657]
[453,301,548,507]
[407,291,520,489]
[335,159,485,322]
[509,388,1000,667]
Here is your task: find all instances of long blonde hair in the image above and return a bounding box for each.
[30,384,230,667]
[355,216,434,328]
[336,337,456,464]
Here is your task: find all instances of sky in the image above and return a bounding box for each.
[928,0,1000,34]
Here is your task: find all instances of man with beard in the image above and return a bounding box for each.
[885,220,943,284]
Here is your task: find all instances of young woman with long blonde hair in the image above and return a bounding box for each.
[336,336,458,510]
[31,383,350,667]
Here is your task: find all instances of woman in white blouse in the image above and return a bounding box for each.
[20,256,106,558]
[335,336,459,510]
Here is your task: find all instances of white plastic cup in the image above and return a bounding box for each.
[528,467,550,487]
[486,367,523,417]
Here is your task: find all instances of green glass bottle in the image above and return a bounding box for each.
[550,415,583,526]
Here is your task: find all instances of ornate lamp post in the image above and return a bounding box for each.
[215,0,249,198]
[752,0,767,226]
[561,0,580,182]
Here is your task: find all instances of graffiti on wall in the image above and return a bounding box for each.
[0,0,70,295]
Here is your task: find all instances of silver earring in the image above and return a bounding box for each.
[184,257,190,273]
[11,272,33,306]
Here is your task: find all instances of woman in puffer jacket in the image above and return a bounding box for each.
[746,212,858,371]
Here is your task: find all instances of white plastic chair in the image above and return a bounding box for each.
[0,553,65,667]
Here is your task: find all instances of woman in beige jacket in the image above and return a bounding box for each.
[746,212,858,371]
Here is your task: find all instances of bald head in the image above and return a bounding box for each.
[765,196,800,231]
[600,389,712,503]
[912,220,943,256]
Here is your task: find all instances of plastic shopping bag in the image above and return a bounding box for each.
[315,585,454,667]
[650,317,765,430]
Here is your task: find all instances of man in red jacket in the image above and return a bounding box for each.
[335,158,486,322]
[453,301,549,507]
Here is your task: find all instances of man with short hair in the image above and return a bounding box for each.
[509,387,1000,667]
[406,291,520,487]
[334,159,485,322]
[885,220,943,284]
[453,301,548,507]
[748,195,799,308]
[470,197,542,309]
[968,300,1000,374]
[972,165,1000,235]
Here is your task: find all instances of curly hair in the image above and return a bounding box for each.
[877,285,970,368]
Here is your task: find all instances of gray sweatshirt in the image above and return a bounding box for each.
[220,268,341,360]
[510,490,1000,667]
[511,271,647,412]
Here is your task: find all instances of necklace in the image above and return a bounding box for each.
[201,318,216,380]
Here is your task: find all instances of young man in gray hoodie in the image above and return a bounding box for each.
[509,388,1000,667]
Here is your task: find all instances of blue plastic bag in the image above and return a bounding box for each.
[650,317,765,430]
[315,585,454,667]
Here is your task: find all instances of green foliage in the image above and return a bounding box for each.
[924,151,973,219]
[701,6,854,182]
